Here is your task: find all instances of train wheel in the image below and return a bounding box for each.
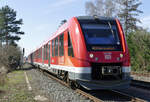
[70,81,80,90]
[65,72,80,89]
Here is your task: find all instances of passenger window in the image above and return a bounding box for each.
[55,37,58,56]
[40,48,42,58]
[46,44,48,60]
[68,32,74,57]
[49,43,50,58]
[59,34,64,56]
[44,45,46,60]
[52,40,54,57]
[40,48,41,59]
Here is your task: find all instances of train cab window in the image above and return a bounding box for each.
[52,40,54,57]
[55,37,58,56]
[68,32,74,57]
[78,19,121,51]
[59,34,64,56]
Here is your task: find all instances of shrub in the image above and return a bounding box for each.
[127,29,150,72]
[0,45,22,72]
[0,66,8,86]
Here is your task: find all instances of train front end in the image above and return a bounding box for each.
[71,16,131,90]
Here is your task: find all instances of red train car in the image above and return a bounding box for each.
[28,16,131,89]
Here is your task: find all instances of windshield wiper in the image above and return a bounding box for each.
[108,21,115,39]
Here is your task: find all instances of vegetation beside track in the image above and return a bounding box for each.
[0,70,35,102]
[127,29,150,72]
[0,45,22,86]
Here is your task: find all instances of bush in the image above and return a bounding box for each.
[0,45,22,72]
[127,29,150,72]
[0,66,8,86]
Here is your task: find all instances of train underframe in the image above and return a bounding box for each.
[34,62,131,90]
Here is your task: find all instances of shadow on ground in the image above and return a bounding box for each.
[17,63,36,71]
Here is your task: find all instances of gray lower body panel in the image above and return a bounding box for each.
[68,72,131,90]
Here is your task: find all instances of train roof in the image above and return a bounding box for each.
[77,16,116,21]
[28,16,117,56]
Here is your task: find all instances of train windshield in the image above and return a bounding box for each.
[79,20,122,51]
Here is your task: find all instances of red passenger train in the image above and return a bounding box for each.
[28,16,131,89]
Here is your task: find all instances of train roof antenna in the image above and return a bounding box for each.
[93,15,99,20]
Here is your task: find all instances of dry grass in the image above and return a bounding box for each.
[0,70,35,102]
[0,66,8,86]
[0,74,7,86]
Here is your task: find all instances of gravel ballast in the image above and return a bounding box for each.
[27,69,91,102]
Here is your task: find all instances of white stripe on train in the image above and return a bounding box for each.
[33,62,131,73]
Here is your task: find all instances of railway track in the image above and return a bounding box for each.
[37,68,146,102]
[39,69,103,102]
[131,80,150,90]
[111,90,146,102]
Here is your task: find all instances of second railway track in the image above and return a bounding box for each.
[131,79,150,90]
[38,68,146,102]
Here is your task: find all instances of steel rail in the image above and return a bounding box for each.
[131,80,150,90]
[112,90,146,102]
[38,69,104,102]
[38,68,146,102]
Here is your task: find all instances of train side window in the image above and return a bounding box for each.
[44,45,45,60]
[52,40,54,57]
[68,32,74,57]
[38,50,39,58]
[38,50,39,59]
[40,49,41,58]
[45,45,46,60]
[39,49,40,59]
[59,34,64,56]
[36,50,38,59]
[40,48,42,58]
[49,43,50,58]
[55,37,58,56]
[46,44,48,60]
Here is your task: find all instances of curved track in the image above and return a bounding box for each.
[38,68,146,102]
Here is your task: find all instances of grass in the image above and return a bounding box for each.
[0,70,35,102]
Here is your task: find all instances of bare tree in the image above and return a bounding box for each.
[105,0,116,17]
[85,0,143,36]
[85,2,97,16]
[85,0,118,17]
[118,0,143,35]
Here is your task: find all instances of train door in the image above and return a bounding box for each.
[55,37,59,65]
[58,33,64,65]
[48,41,51,66]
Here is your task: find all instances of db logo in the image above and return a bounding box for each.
[105,55,111,60]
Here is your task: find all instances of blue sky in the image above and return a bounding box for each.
[0,0,150,56]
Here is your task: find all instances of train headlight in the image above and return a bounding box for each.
[120,54,123,58]
[89,53,94,58]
